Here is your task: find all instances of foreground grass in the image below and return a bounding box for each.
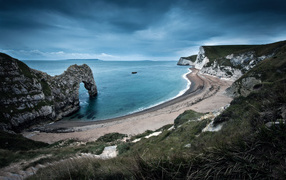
[134,123,286,180]
[4,41,286,179]
[27,122,286,180]
[4,73,286,179]
[0,132,127,169]
[0,131,48,168]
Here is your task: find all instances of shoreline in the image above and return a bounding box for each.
[23,69,234,143]
[32,68,203,131]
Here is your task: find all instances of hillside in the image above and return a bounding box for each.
[177,55,197,66]
[191,41,286,80]
[1,41,286,179]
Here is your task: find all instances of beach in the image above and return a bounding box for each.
[23,69,233,144]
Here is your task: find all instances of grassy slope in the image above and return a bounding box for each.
[203,40,286,68]
[182,55,197,62]
[118,41,286,179]
[3,41,286,179]
[0,131,127,169]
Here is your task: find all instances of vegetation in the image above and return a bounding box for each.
[0,132,127,169]
[0,131,48,167]
[203,40,286,69]
[96,132,127,143]
[133,123,286,179]
[2,41,286,179]
[0,131,47,151]
[182,55,197,62]
[40,79,52,96]
[174,109,204,127]
[203,45,259,61]
[16,59,34,79]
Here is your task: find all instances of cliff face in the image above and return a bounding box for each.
[194,47,209,70]
[226,41,286,98]
[192,41,286,81]
[196,49,273,80]
[0,53,97,131]
[226,77,262,97]
[177,55,197,66]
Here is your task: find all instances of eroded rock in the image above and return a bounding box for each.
[0,53,97,131]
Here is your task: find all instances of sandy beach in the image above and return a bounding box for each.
[23,69,233,144]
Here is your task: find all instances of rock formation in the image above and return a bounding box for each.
[177,55,197,66]
[226,77,262,97]
[188,41,286,81]
[0,53,97,131]
[194,48,271,80]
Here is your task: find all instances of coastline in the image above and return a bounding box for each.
[30,68,203,130]
[23,69,234,143]
[128,68,192,115]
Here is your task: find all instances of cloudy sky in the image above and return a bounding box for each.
[0,0,286,60]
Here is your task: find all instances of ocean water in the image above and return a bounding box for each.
[23,60,190,121]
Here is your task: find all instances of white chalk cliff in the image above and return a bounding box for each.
[194,47,209,70]
[192,46,274,81]
[177,57,194,66]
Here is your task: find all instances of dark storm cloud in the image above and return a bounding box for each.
[0,0,173,32]
[0,0,285,60]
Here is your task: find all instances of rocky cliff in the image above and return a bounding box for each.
[0,53,97,132]
[192,41,286,80]
[226,41,286,97]
[177,55,197,66]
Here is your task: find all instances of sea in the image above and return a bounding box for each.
[23,60,190,121]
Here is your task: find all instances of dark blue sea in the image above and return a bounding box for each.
[23,60,190,121]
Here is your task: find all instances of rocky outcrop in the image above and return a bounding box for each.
[226,77,262,97]
[225,41,286,97]
[191,42,286,80]
[177,55,197,66]
[0,53,97,131]
[194,47,273,80]
[198,62,243,81]
[194,47,209,70]
[177,57,192,66]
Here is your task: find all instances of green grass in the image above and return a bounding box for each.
[0,131,48,151]
[26,41,286,179]
[27,123,286,180]
[203,45,258,61]
[120,119,211,159]
[3,41,286,179]
[40,79,52,96]
[0,130,49,167]
[182,55,197,62]
[16,59,34,79]
[133,123,286,179]
[130,130,154,141]
[203,40,286,69]
[174,109,204,127]
[0,132,128,169]
[27,157,135,180]
[96,132,127,143]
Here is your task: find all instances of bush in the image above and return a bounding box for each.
[96,133,127,143]
[174,110,203,128]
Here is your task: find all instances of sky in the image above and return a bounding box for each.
[0,0,286,60]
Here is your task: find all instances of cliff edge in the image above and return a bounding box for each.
[0,53,97,132]
[177,55,197,66]
[185,41,286,81]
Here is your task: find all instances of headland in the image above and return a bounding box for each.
[23,68,233,143]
